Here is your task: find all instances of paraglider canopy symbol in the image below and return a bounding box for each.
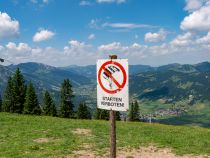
[98,60,127,94]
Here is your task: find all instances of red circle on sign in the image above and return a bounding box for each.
[98,60,127,94]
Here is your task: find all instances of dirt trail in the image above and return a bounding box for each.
[69,146,209,158]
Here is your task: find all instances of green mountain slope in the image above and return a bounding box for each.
[1,62,210,127]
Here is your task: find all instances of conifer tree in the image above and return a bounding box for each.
[128,102,134,121]
[43,90,57,116]
[128,100,139,121]
[23,82,41,115]
[133,100,140,121]
[95,108,109,120]
[12,68,26,113]
[59,79,74,118]
[2,76,14,112]
[0,94,2,112]
[115,111,121,121]
[77,102,91,119]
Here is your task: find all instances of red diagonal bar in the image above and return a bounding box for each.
[102,67,123,89]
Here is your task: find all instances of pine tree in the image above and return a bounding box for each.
[95,108,109,120]
[115,111,121,121]
[128,102,134,121]
[23,82,41,115]
[77,102,91,119]
[59,79,74,118]
[0,94,2,112]
[133,100,139,121]
[43,90,57,116]
[12,68,26,113]
[2,76,14,112]
[128,100,139,121]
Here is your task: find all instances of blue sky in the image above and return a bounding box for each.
[0,0,210,66]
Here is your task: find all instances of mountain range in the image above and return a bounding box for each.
[1,62,210,127]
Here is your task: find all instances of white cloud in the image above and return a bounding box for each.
[96,0,126,4]
[0,12,19,39]
[33,29,55,42]
[98,42,123,51]
[88,34,95,40]
[89,19,101,29]
[197,31,210,43]
[184,0,203,12]
[103,22,155,29]
[89,20,156,31]
[6,42,31,52]
[68,40,88,48]
[170,32,193,46]
[2,38,210,67]
[181,1,210,31]
[80,0,92,6]
[144,29,168,43]
[64,40,91,56]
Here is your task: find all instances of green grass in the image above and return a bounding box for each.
[139,100,171,114]
[159,102,210,128]
[0,113,210,158]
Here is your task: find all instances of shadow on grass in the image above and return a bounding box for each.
[158,114,210,128]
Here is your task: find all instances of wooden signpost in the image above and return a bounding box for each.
[97,55,129,158]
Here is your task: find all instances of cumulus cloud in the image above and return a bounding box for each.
[88,34,95,40]
[96,0,126,4]
[64,40,92,57]
[170,32,193,46]
[0,12,19,39]
[98,42,124,51]
[197,31,210,43]
[33,29,55,42]
[6,42,31,52]
[144,29,168,43]
[1,37,210,66]
[184,0,203,12]
[181,1,210,31]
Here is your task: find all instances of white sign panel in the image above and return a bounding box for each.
[97,59,129,111]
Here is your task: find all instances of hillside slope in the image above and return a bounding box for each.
[1,62,210,127]
[0,113,210,158]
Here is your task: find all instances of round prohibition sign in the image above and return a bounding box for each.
[98,60,127,94]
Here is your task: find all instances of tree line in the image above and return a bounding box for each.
[0,68,140,121]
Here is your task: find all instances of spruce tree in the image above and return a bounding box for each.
[128,102,134,121]
[12,68,26,113]
[77,102,91,119]
[59,79,74,118]
[43,90,57,116]
[115,111,121,121]
[95,108,109,120]
[128,101,139,121]
[0,94,2,112]
[2,76,14,112]
[133,100,140,121]
[23,82,41,115]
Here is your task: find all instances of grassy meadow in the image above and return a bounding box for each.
[0,112,210,158]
